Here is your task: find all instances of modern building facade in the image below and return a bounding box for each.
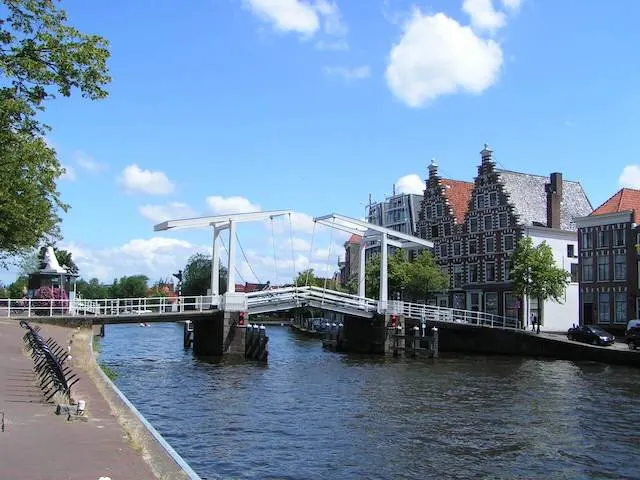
[418,145,592,329]
[574,188,640,328]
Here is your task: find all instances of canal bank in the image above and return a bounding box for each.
[0,319,201,480]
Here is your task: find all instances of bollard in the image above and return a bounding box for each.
[432,327,439,358]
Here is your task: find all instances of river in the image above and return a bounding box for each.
[98,323,640,480]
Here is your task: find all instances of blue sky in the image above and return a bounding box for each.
[4,0,640,286]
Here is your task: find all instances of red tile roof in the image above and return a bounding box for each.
[442,178,474,224]
[591,188,640,221]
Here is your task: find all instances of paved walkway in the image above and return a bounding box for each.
[0,319,158,480]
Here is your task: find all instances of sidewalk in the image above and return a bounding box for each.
[0,319,159,480]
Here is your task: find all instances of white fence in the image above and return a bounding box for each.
[0,287,519,330]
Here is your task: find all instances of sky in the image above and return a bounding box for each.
[4,0,640,287]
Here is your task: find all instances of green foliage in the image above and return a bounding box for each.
[365,249,448,301]
[182,253,228,296]
[0,281,8,298]
[511,236,570,303]
[294,268,342,290]
[0,0,110,264]
[8,276,27,298]
[99,362,118,381]
[109,275,149,299]
[18,249,40,275]
[76,277,110,299]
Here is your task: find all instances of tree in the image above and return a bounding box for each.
[364,249,447,301]
[76,277,110,299]
[8,276,27,298]
[294,268,342,290]
[110,275,149,299]
[511,236,570,332]
[182,254,228,296]
[0,0,110,265]
[37,246,78,274]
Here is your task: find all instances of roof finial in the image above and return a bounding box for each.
[480,143,494,164]
[428,158,439,177]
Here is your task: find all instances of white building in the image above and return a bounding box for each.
[524,226,580,332]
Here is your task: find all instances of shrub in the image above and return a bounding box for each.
[34,286,69,315]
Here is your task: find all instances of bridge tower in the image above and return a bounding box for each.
[314,214,433,354]
[154,210,291,357]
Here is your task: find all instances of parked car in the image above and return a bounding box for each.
[567,325,615,346]
[625,320,640,350]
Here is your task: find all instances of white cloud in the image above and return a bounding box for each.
[395,174,425,195]
[62,237,207,282]
[462,0,506,32]
[245,0,319,35]
[75,151,106,172]
[206,196,261,215]
[119,164,175,195]
[245,0,348,47]
[139,202,197,223]
[323,65,371,81]
[284,237,312,252]
[619,165,640,188]
[385,10,503,107]
[501,0,522,10]
[60,164,76,181]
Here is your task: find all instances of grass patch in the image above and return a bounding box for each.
[99,362,118,381]
[92,336,102,353]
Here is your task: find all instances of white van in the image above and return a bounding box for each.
[626,319,640,332]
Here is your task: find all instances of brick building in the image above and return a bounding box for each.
[574,188,640,327]
[418,145,592,328]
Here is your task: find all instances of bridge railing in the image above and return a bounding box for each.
[246,286,301,309]
[0,296,215,318]
[391,300,519,329]
[303,286,378,313]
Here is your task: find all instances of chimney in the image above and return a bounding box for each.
[545,172,563,229]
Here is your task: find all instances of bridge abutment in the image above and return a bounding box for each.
[193,310,224,356]
[339,314,386,354]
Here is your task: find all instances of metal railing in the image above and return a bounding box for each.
[0,289,518,330]
[389,300,519,330]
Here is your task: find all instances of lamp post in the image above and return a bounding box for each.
[525,266,532,331]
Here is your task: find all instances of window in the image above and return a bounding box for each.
[453,265,463,288]
[425,206,431,219]
[504,259,512,281]
[504,235,514,251]
[486,262,496,282]
[598,292,610,323]
[489,192,497,207]
[469,264,478,283]
[436,204,443,217]
[469,240,477,255]
[498,213,508,228]
[615,292,627,323]
[470,218,478,233]
[570,263,579,282]
[431,225,439,238]
[615,254,627,280]
[485,236,495,254]
[582,231,593,249]
[453,242,461,256]
[567,244,575,258]
[597,255,609,281]
[597,230,609,248]
[476,194,485,209]
[440,243,448,257]
[484,215,493,231]
[485,292,498,314]
[615,229,625,247]
[504,292,518,319]
[444,222,451,236]
[582,257,594,282]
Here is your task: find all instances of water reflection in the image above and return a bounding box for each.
[99,324,640,480]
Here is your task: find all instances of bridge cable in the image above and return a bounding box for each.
[288,213,297,288]
[219,234,247,285]
[321,217,336,303]
[270,216,278,287]
[305,220,317,286]
[235,230,261,284]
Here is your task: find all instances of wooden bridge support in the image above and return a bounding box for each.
[192,310,267,360]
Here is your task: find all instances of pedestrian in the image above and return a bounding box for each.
[534,314,540,334]
[529,313,535,332]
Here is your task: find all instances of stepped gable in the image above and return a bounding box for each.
[496,169,593,231]
[591,188,640,222]
[441,179,474,225]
